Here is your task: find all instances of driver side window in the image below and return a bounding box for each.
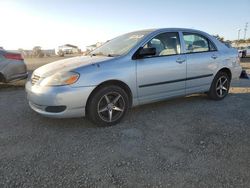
[143,32,181,57]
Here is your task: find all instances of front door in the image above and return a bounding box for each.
[136,32,187,104]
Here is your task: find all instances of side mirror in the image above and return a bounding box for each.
[134,47,156,59]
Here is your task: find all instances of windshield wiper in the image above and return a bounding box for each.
[91,53,119,57]
[91,52,105,57]
[90,53,100,56]
[107,54,119,57]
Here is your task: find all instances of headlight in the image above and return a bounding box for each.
[40,72,80,86]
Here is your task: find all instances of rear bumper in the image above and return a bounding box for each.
[7,72,28,82]
[25,81,95,118]
[3,59,28,82]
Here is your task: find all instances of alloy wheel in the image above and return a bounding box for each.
[97,92,125,122]
[216,76,229,97]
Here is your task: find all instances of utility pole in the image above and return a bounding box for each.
[237,29,241,47]
[238,29,241,40]
[244,22,248,40]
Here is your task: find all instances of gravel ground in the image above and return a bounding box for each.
[0,58,250,187]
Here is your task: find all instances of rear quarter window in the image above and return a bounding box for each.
[183,32,217,53]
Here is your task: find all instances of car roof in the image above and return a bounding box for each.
[136,28,205,33]
[131,28,211,39]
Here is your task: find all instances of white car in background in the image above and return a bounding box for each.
[238,46,250,58]
[244,46,250,57]
[237,47,245,58]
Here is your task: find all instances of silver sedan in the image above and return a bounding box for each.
[26,28,242,126]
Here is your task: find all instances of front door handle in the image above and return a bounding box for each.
[176,58,185,64]
[211,54,218,59]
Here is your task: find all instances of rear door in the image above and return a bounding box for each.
[136,32,187,104]
[181,32,219,94]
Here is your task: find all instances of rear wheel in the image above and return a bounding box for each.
[208,71,230,100]
[87,85,129,126]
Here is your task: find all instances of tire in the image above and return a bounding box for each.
[242,51,246,58]
[208,71,230,100]
[87,85,129,126]
[0,73,6,83]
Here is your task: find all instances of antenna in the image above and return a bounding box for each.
[244,22,248,40]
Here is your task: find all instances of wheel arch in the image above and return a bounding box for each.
[85,79,133,114]
[217,67,232,81]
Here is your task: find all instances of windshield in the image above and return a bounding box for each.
[90,31,151,57]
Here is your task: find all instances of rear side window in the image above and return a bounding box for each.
[183,33,216,53]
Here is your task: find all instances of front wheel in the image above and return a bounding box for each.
[208,72,230,100]
[87,85,129,126]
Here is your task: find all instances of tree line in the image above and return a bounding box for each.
[213,34,250,43]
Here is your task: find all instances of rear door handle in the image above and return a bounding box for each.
[211,54,218,59]
[176,58,186,64]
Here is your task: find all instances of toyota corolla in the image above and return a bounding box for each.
[26,28,242,126]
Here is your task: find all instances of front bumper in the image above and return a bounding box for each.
[25,81,95,118]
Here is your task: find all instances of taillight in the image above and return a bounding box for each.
[3,53,23,60]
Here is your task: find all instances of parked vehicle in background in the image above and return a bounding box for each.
[0,49,28,83]
[237,47,246,58]
[26,28,242,126]
[244,46,250,57]
[237,46,250,58]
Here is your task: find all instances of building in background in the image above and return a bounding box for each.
[56,44,81,56]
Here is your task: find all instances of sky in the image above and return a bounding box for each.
[0,0,249,50]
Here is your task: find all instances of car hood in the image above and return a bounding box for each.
[34,56,113,77]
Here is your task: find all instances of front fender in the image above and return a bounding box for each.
[72,59,138,100]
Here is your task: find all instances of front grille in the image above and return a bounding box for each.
[31,74,40,85]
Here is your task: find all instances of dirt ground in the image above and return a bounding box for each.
[25,55,76,71]
[0,57,249,187]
